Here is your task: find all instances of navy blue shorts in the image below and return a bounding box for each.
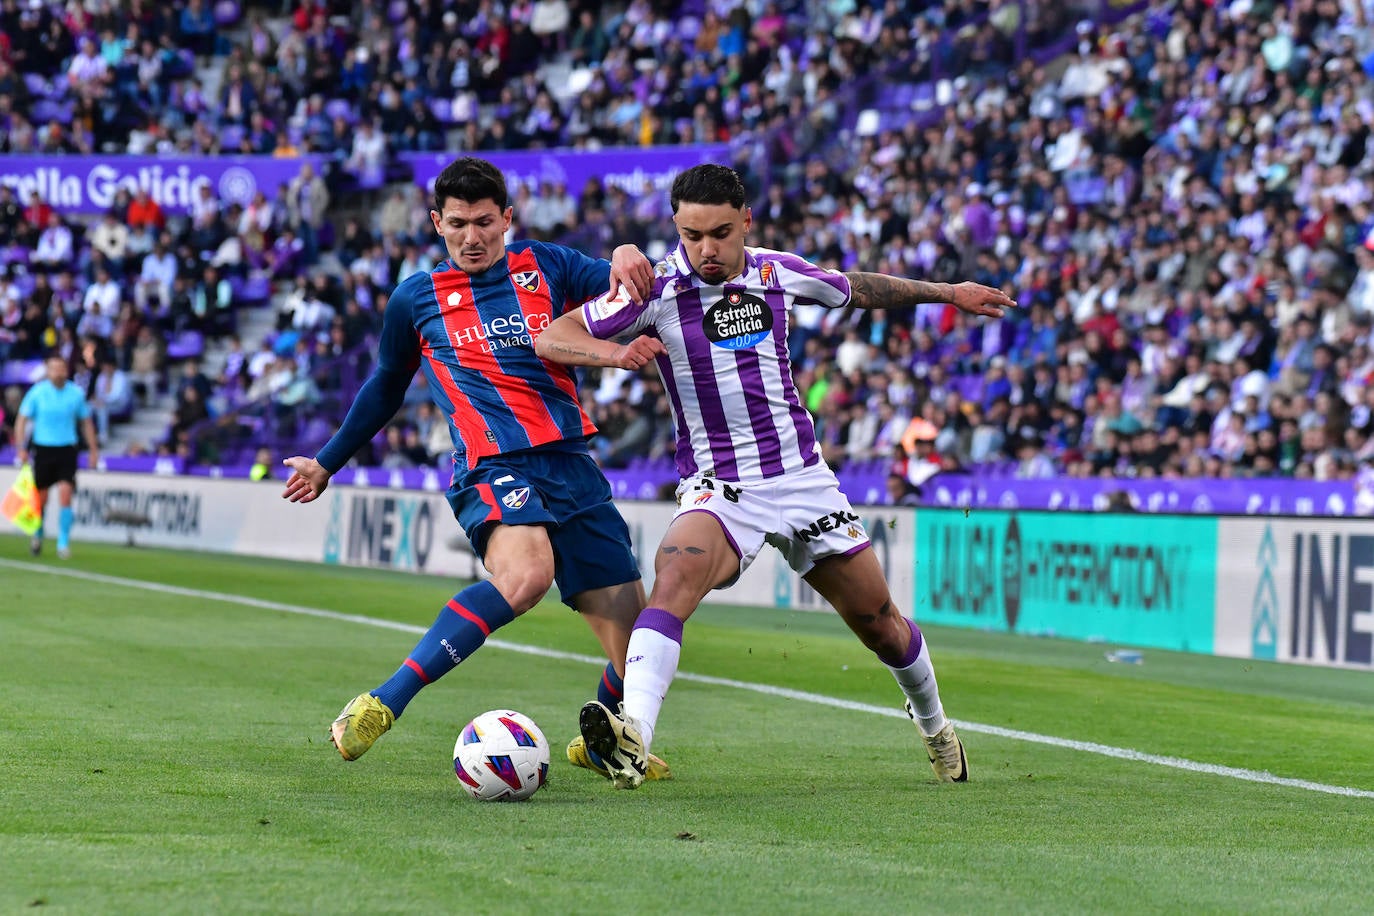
[448,447,640,609]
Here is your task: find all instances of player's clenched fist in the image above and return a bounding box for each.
[610,335,668,370]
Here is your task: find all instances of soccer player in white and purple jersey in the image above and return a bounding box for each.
[537,164,1016,788]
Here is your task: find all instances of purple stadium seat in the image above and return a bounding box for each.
[876,85,901,109]
[1067,175,1107,206]
[429,97,453,123]
[213,0,241,26]
[0,245,30,266]
[387,0,408,22]
[30,99,65,124]
[166,330,205,360]
[302,417,334,442]
[229,274,270,305]
[220,124,246,149]
[23,73,47,96]
[1,359,45,385]
[324,99,356,123]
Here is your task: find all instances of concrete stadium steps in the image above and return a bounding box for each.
[104,287,288,456]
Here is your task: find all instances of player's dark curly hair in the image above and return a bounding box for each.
[670,164,746,213]
[433,157,509,213]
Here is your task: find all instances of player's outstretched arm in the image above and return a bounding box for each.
[843,272,1017,318]
[282,364,413,505]
[536,311,666,370]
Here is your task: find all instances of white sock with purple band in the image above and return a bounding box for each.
[883,618,948,737]
[620,607,683,754]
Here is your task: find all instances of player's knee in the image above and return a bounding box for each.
[843,601,904,653]
[649,555,719,606]
[492,561,555,614]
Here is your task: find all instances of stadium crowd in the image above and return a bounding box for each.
[3,0,1374,493]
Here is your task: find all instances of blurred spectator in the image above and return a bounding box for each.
[134,238,178,314]
[249,446,274,481]
[82,267,121,319]
[286,163,329,265]
[32,213,73,272]
[91,359,134,442]
[89,210,131,276]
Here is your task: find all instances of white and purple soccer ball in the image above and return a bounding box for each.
[453,710,549,802]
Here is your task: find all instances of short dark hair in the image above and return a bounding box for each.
[433,157,508,213]
[670,164,746,213]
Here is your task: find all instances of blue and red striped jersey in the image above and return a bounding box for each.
[379,241,609,468]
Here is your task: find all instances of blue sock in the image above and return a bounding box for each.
[57,507,73,550]
[597,661,624,709]
[586,662,625,769]
[372,580,515,718]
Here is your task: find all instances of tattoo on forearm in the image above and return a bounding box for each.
[844,272,949,310]
[542,341,606,363]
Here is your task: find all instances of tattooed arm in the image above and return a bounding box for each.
[535,310,667,370]
[842,271,1017,318]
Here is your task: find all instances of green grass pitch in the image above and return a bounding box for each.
[2,535,1372,914]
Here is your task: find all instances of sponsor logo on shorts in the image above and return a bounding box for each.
[440,638,463,664]
[502,486,531,509]
[847,526,861,539]
[797,510,861,544]
[694,492,713,504]
[512,270,542,293]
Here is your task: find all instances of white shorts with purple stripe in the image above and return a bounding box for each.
[673,463,871,584]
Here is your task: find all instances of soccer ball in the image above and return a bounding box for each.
[453,709,550,802]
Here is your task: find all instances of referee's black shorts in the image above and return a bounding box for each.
[32,445,79,491]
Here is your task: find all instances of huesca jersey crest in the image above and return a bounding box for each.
[512,270,541,293]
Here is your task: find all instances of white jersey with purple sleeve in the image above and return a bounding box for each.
[582,244,851,483]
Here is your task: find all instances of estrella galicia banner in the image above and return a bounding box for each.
[401,146,728,201]
[916,509,1218,653]
[0,154,327,215]
[1215,519,1374,669]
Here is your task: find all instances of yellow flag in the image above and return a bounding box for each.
[2,465,43,536]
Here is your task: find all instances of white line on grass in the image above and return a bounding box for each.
[6,557,1373,800]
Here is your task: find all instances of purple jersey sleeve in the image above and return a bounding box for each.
[582,286,654,339]
[762,249,851,308]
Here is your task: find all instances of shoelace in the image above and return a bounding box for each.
[928,731,961,767]
[350,707,390,742]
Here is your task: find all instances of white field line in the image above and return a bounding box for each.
[5,557,1372,801]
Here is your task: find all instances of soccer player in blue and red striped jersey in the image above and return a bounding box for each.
[281,158,669,777]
